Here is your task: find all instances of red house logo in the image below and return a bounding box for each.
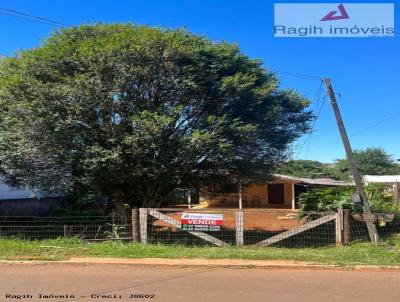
[321,4,350,21]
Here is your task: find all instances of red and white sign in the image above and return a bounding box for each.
[181,213,223,226]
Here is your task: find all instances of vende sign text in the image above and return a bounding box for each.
[181,213,223,231]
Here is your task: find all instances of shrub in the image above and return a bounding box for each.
[298,184,399,214]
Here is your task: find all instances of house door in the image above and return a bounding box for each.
[268,184,285,204]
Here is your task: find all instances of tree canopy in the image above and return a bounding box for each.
[275,160,331,178]
[0,24,312,207]
[333,148,400,179]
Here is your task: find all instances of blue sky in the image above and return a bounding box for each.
[0,0,398,163]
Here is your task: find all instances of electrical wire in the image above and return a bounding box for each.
[273,70,323,81]
[309,111,400,153]
[0,7,70,27]
[295,80,325,159]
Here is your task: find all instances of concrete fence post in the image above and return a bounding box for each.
[336,209,344,246]
[139,208,148,244]
[342,209,351,245]
[131,208,140,243]
[235,210,244,247]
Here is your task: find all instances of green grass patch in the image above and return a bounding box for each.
[0,238,400,266]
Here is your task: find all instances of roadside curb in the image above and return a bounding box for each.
[1,258,400,271]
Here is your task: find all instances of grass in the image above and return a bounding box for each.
[1,238,400,266]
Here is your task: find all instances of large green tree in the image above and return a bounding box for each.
[333,147,400,179]
[0,24,312,207]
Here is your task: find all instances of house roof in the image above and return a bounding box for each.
[0,177,55,200]
[363,175,400,184]
[272,174,352,186]
[0,178,38,200]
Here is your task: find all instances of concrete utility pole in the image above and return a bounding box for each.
[324,78,379,245]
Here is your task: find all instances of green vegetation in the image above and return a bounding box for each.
[0,23,312,209]
[333,147,400,179]
[277,148,400,181]
[0,238,400,266]
[275,160,333,179]
[298,184,400,214]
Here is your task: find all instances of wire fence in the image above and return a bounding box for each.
[0,209,399,247]
[145,209,237,246]
[142,209,337,248]
[351,213,400,243]
[0,216,132,241]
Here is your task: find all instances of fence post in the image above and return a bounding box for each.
[139,208,148,244]
[342,209,351,245]
[63,225,69,238]
[236,210,244,247]
[131,208,140,243]
[336,209,343,246]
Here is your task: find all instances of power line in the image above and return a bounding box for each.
[269,67,326,158]
[303,85,329,159]
[309,111,400,153]
[295,80,325,159]
[0,11,63,27]
[0,7,70,27]
[273,70,323,81]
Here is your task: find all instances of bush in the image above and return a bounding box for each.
[365,184,400,213]
[298,186,355,212]
[298,184,399,214]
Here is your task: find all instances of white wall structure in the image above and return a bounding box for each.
[363,175,400,184]
[363,175,400,203]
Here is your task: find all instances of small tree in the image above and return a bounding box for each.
[0,24,312,208]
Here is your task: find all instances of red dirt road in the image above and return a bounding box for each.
[1,263,400,302]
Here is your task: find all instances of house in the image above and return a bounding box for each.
[200,174,352,210]
[0,178,65,216]
[363,175,400,202]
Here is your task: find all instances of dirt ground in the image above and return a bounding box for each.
[1,263,400,302]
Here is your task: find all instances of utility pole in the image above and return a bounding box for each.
[324,78,379,245]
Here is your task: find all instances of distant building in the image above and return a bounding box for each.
[0,178,46,200]
[0,178,65,216]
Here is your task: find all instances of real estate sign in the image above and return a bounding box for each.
[181,213,223,231]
